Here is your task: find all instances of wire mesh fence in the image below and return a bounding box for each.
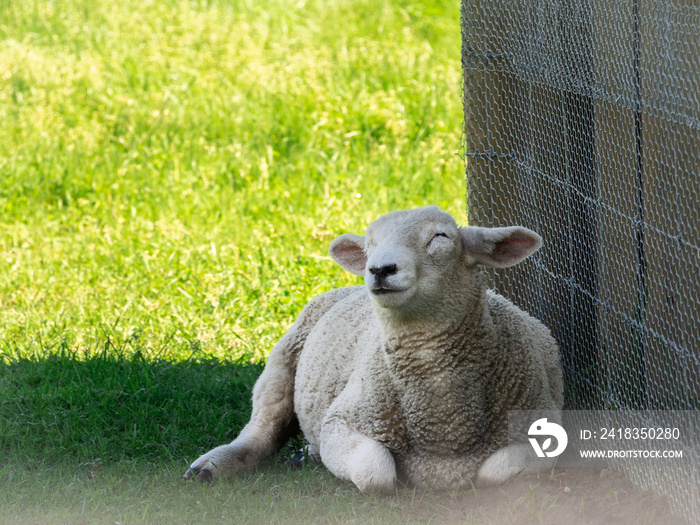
[461,0,698,520]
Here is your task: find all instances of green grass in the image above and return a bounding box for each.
[1,459,460,524]
[1,345,263,462]
[0,0,464,520]
[0,0,464,361]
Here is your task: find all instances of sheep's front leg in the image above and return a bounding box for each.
[184,330,298,482]
[320,418,397,495]
[475,443,534,486]
[184,422,271,482]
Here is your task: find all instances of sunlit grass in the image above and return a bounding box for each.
[0,0,464,363]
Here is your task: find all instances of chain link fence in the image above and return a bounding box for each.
[461,0,698,520]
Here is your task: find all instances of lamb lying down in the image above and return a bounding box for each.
[184,206,564,493]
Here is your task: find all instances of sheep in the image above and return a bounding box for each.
[184,206,564,493]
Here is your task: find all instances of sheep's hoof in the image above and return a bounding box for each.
[283,448,306,469]
[183,466,214,483]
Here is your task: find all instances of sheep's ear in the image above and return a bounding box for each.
[459,226,542,268]
[329,234,366,276]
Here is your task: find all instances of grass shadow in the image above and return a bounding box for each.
[0,342,263,465]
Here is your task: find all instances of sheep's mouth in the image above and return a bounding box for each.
[370,286,405,296]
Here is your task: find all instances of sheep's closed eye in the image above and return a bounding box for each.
[427,232,451,250]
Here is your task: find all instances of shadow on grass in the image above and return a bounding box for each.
[0,343,263,465]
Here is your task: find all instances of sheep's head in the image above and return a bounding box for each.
[329,206,542,316]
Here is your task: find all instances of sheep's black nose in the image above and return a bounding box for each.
[369,264,398,279]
